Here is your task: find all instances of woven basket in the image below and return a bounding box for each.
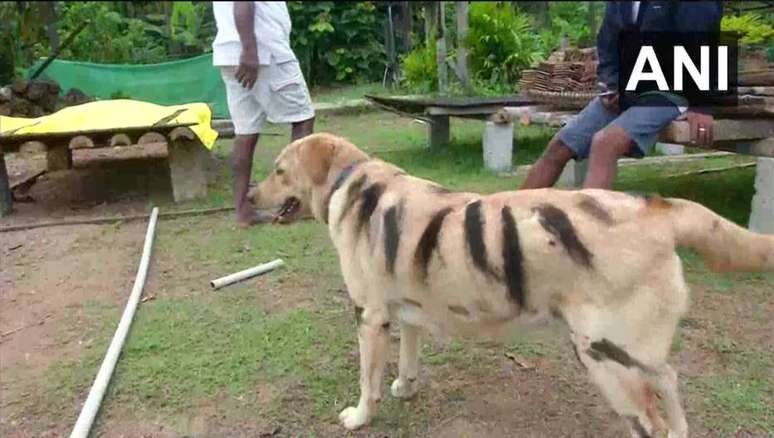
[525,89,597,110]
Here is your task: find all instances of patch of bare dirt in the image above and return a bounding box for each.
[0,221,151,436]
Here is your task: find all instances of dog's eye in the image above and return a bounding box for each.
[275,168,284,176]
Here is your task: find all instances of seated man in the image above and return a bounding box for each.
[520,1,722,190]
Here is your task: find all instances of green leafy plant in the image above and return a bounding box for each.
[466,2,545,94]
[57,2,166,64]
[400,33,438,93]
[288,1,386,86]
[722,13,774,46]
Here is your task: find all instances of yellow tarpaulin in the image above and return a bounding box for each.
[0,99,219,149]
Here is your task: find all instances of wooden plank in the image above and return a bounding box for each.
[426,105,505,116]
[737,86,774,97]
[659,119,774,143]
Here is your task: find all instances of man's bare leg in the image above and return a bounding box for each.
[231,133,262,227]
[291,116,315,141]
[582,125,635,189]
[519,136,576,189]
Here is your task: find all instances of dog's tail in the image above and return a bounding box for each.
[646,196,774,273]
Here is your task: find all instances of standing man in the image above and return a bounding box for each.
[213,1,315,227]
[520,1,722,190]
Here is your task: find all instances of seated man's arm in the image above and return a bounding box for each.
[674,1,723,146]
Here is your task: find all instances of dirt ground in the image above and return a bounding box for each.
[1,149,772,438]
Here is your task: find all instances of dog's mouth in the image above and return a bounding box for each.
[272,196,301,224]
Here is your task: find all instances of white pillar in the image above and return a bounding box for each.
[749,157,774,234]
[482,121,514,173]
[557,159,588,188]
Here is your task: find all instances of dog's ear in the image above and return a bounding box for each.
[299,136,336,186]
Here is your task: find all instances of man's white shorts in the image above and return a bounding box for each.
[220,60,315,135]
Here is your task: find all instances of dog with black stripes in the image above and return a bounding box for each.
[251,133,774,438]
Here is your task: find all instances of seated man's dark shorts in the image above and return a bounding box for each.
[557,94,682,159]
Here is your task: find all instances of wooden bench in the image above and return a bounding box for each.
[0,123,211,216]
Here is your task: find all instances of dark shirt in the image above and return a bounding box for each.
[597,1,723,91]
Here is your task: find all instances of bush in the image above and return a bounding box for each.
[722,13,774,47]
[400,34,437,93]
[57,2,166,64]
[466,2,544,93]
[288,1,386,86]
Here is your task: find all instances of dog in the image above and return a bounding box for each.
[251,133,774,437]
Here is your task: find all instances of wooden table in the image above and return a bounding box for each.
[365,94,536,150]
[0,123,210,216]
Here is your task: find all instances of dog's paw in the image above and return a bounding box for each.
[339,406,368,430]
[390,378,417,399]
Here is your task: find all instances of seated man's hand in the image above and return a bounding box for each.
[686,111,714,147]
[600,92,619,113]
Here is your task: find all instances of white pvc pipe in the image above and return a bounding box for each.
[210,259,284,290]
[70,207,160,438]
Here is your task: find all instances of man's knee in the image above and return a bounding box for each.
[542,137,576,166]
[590,126,635,159]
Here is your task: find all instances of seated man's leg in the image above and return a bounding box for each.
[583,99,682,189]
[520,97,617,190]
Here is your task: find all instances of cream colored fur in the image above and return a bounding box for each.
[252,133,774,437]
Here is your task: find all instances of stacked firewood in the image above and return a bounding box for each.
[519,48,598,94]
[0,79,93,118]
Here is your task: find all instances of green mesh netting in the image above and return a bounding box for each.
[27,52,229,118]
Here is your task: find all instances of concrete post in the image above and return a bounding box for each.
[749,157,774,234]
[483,121,514,173]
[557,159,588,188]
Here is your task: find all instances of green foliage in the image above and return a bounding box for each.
[722,13,774,46]
[466,2,544,94]
[400,34,438,93]
[288,1,386,86]
[0,2,48,82]
[57,2,166,64]
[54,2,216,64]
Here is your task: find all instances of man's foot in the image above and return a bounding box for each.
[236,209,273,228]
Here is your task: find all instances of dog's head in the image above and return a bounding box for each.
[253,133,369,224]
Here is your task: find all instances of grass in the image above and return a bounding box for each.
[7,103,773,436]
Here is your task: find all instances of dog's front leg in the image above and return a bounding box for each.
[339,308,389,430]
[391,322,421,399]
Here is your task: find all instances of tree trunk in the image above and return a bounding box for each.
[436,2,448,94]
[423,2,433,46]
[384,3,398,88]
[397,1,412,52]
[455,1,471,92]
[39,2,59,52]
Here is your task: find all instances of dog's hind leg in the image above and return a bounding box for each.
[391,322,422,399]
[339,307,390,430]
[646,364,688,438]
[571,333,668,438]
